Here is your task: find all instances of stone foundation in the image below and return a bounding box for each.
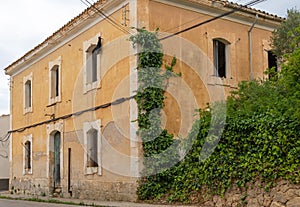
[10,178,50,196]
[66,180,138,202]
[200,180,300,207]
[9,177,137,202]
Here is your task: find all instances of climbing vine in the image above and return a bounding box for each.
[130,28,300,204]
[130,28,180,200]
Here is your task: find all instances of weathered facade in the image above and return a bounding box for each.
[4,0,282,201]
[0,114,10,191]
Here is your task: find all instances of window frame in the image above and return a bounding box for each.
[48,56,62,105]
[23,73,33,114]
[213,38,230,79]
[83,120,102,175]
[83,34,101,93]
[23,135,33,175]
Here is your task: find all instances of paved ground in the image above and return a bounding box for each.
[0,191,193,207]
[0,199,87,207]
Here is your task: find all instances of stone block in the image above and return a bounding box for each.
[263,195,273,207]
[286,197,300,207]
[270,201,285,207]
[275,192,288,204]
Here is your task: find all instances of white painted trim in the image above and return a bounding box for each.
[152,0,278,32]
[48,56,62,105]
[83,33,101,94]
[207,32,236,86]
[46,121,64,179]
[129,0,139,177]
[9,0,129,77]
[23,73,33,114]
[83,120,102,175]
[9,78,13,181]
[23,134,33,175]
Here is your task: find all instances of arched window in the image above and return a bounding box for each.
[83,34,102,93]
[83,120,101,175]
[213,39,230,78]
[23,135,33,175]
[25,80,32,108]
[86,45,99,84]
[23,73,33,113]
[51,65,60,98]
[87,128,98,168]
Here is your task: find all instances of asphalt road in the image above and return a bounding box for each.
[0,199,88,207]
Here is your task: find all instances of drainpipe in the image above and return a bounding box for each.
[248,14,259,80]
[68,148,72,196]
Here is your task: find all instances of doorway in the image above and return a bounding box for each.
[53,131,61,187]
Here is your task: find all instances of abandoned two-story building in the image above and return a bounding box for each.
[4,0,281,201]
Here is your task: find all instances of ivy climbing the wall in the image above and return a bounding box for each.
[130,28,180,200]
[130,28,300,204]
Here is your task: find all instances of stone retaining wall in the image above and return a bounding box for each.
[201,180,300,207]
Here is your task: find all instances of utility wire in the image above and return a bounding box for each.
[159,0,267,41]
[82,0,132,35]
[0,132,11,143]
[8,96,134,134]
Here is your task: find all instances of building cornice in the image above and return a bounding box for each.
[4,0,127,76]
[4,0,283,76]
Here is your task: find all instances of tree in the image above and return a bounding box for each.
[271,9,300,61]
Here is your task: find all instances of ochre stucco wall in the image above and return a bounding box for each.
[8,0,280,202]
[10,4,137,201]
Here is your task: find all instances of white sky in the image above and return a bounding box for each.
[0,0,299,115]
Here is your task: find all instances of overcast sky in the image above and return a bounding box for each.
[0,0,299,115]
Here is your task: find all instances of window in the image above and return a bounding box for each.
[23,73,33,114]
[25,141,31,170]
[83,120,101,175]
[213,39,229,78]
[49,57,61,105]
[86,45,98,84]
[51,65,59,98]
[25,80,32,108]
[23,135,32,175]
[83,34,101,93]
[267,51,278,79]
[87,128,98,168]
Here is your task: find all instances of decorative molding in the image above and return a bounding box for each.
[6,0,129,77]
[83,119,102,175]
[23,72,33,114]
[46,120,64,179]
[23,134,33,175]
[83,33,101,94]
[48,56,62,105]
